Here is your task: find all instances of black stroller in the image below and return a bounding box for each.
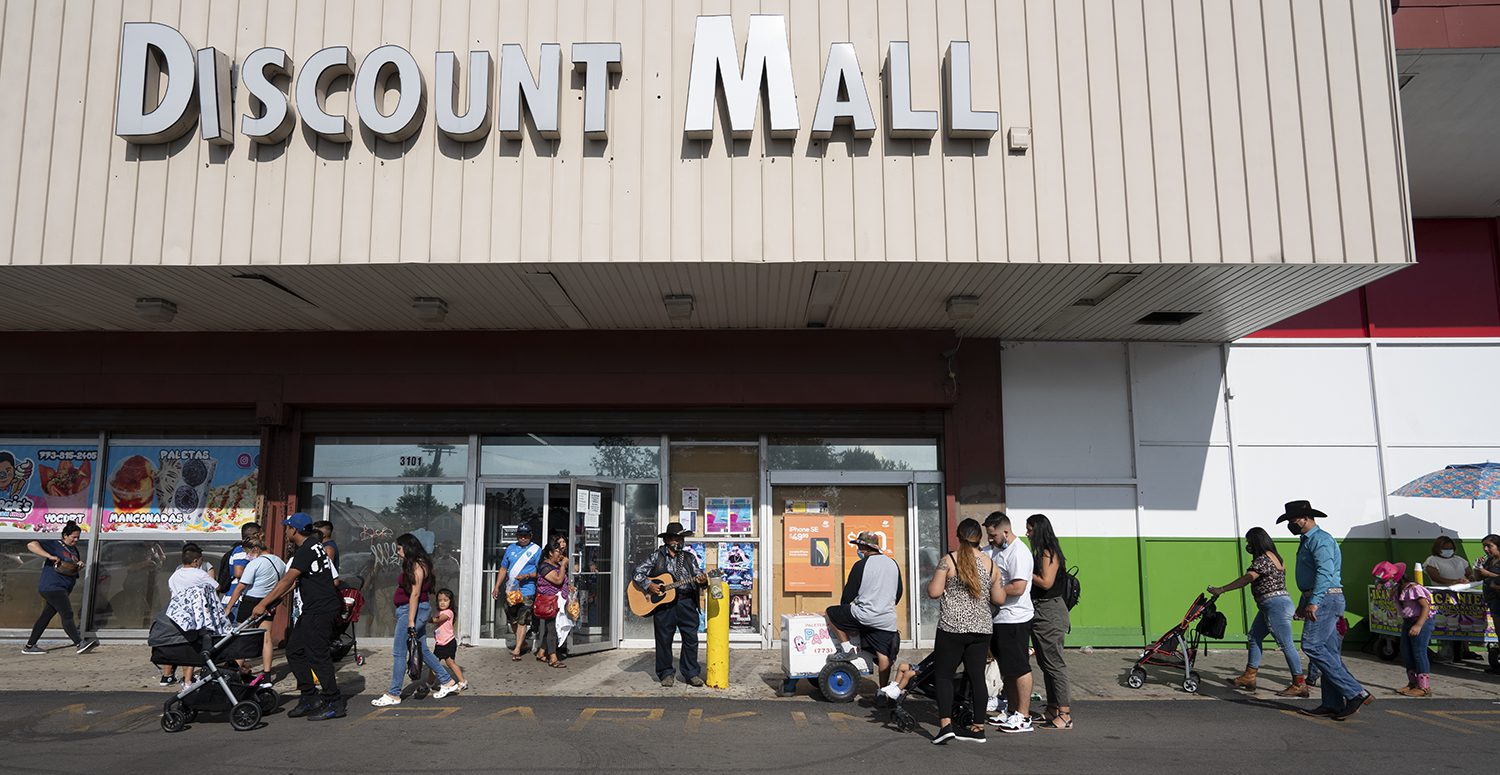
[889,652,978,734]
[1126,592,1227,693]
[330,575,366,665]
[149,609,280,732]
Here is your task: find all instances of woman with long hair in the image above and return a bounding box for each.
[534,543,569,668]
[371,534,461,706]
[925,518,1006,744]
[1209,527,1307,696]
[1026,513,1071,729]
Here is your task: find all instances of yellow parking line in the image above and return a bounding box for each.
[685,709,756,731]
[568,707,663,731]
[1429,710,1500,730]
[487,706,537,721]
[791,711,809,727]
[361,706,460,722]
[1385,709,1475,735]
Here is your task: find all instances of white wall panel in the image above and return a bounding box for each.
[1001,342,1134,480]
[1006,485,1138,540]
[1226,345,1377,446]
[1131,343,1228,445]
[1138,445,1236,539]
[1233,445,1386,540]
[1384,446,1500,540]
[0,0,1409,268]
[1373,345,1500,446]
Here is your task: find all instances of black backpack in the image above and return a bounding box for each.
[1061,565,1081,610]
[216,543,242,595]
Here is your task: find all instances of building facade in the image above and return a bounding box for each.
[6,0,1487,651]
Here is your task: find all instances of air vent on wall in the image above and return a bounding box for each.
[1137,311,1201,326]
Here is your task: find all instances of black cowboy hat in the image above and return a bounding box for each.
[658,521,694,539]
[1276,500,1328,523]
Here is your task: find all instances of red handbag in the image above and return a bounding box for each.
[534,592,559,619]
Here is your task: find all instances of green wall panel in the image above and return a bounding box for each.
[1052,532,1473,648]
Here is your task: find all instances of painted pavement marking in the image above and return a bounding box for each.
[1385,709,1476,735]
[568,707,665,731]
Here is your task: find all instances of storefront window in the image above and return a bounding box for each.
[768,438,939,472]
[90,540,237,630]
[915,484,943,643]
[328,483,464,641]
[307,437,469,479]
[622,483,661,641]
[100,439,260,535]
[668,444,760,634]
[0,538,89,630]
[770,485,911,641]
[480,435,660,478]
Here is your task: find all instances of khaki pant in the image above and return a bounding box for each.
[1031,596,1071,707]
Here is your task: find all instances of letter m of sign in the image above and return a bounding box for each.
[683,15,798,140]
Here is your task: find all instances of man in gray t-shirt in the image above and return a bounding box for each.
[825,531,904,688]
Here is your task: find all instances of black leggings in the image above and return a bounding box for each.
[28,589,82,646]
[933,628,989,722]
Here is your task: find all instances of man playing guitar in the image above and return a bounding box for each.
[631,522,708,687]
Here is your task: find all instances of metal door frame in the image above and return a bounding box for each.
[472,479,554,648]
[565,478,624,655]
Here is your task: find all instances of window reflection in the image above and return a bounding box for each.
[767,438,939,471]
[481,436,660,478]
[0,539,88,629]
[90,540,237,630]
[328,483,464,641]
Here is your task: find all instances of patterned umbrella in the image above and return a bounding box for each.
[1390,462,1500,499]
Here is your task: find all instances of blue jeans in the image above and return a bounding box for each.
[1400,616,1435,675]
[1299,593,1364,709]
[389,602,452,696]
[1246,594,1302,676]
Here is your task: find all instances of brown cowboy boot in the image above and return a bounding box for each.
[1227,666,1258,691]
[1275,674,1310,698]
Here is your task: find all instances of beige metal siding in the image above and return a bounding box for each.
[0,0,1411,267]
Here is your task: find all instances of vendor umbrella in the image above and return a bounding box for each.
[1391,462,1500,500]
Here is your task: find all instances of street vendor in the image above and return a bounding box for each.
[1423,536,1470,586]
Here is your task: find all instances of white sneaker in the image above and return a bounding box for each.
[370,693,401,707]
[996,712,1034,734]
[879,683,902,701]
[432,682,460,699]
[847,656,871,673]
[457,681,468,692]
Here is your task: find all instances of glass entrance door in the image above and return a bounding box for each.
[566,480,620,654]
[478,484,547,644]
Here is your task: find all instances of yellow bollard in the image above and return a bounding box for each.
[705,580,730,689]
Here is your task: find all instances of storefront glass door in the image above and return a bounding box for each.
[566,480,620,654]
[478,484,547,644]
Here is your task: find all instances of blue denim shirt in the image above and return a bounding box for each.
[1295,525,1342,607]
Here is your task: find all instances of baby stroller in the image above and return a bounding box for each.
[1127,592,1227,693]
[150,608,280,732]
[889,652,978,733]
[331,575,366,665]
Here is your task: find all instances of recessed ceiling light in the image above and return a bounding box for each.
[411,297,448,324]
[135,297,177,323]
[663,294,695,322]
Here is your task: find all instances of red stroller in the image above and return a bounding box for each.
[330,576,366,666]
[1127,593,1227,693]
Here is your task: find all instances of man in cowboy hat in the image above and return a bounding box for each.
[825,530,903,695]
[632,522,708,687]
[1279,499,1371,719]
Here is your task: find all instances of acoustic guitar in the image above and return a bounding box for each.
[627,569,723,617]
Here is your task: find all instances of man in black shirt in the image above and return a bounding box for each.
[253,512,345,720]
[631,522,708,688]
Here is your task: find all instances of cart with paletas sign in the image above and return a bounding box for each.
[1366,584,1499,670]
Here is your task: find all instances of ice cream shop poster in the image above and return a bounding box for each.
[0,442,100,532]
[103,441,259,533]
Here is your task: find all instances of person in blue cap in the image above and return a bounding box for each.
[491,522,542,661]
[253,512,345,720]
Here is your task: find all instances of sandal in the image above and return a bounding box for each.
[1040,712,1073,730]
[549,661,568,669]
[511,652,523,661]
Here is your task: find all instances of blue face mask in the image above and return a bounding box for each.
[1439,549,1455,559]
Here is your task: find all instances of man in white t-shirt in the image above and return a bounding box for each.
[984,512,1035,733]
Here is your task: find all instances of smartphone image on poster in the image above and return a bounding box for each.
[811,538,830,566]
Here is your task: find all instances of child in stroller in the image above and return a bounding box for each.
[883,652,990,734]
[330,575,366,665]
[149,604,281,732]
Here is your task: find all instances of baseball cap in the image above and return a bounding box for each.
[515,523,533,535]
[283,512,313,532]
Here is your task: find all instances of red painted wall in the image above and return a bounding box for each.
[1253,219,1500,338]
[1396,2,1500,49]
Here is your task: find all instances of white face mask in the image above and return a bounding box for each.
[1439,549,1455,559]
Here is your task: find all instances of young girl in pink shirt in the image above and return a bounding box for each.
[430,589,467,691]
[1374,561,1434,697]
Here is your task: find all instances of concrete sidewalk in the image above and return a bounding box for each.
[6,637,1498,704]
